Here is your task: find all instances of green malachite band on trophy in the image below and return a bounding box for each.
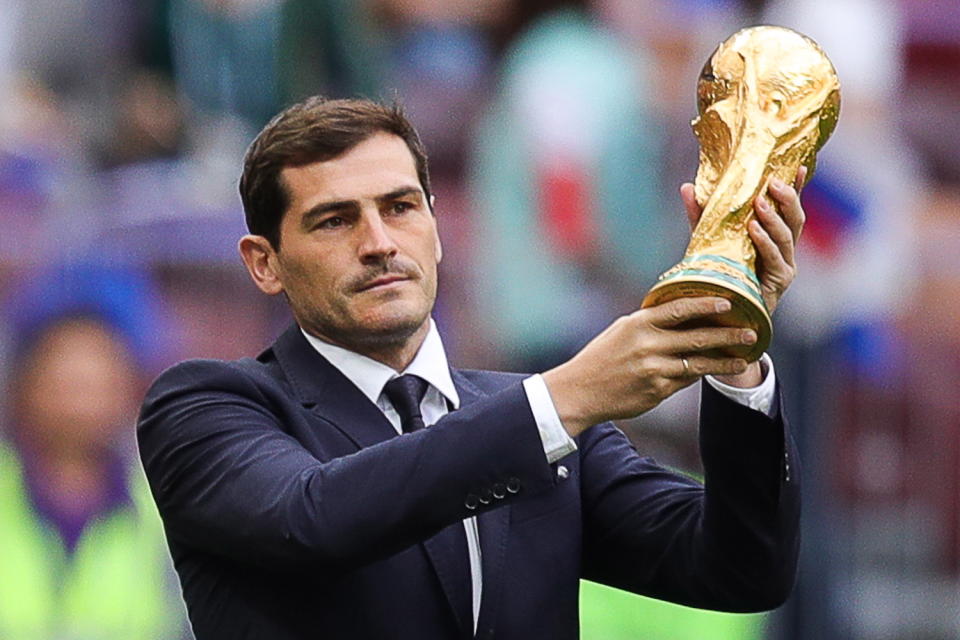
[678,254,763,289]
[666,269,767,309]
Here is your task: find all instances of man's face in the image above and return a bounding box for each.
[267,132,441,352]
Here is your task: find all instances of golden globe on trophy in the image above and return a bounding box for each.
[642,25,841,361]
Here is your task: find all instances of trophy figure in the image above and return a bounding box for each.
[642,25,840,361]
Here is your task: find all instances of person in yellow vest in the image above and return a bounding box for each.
[0,264,189,639]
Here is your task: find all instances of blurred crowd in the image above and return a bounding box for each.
[0,0,957,638]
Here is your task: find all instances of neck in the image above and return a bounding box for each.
[304,320,431,372]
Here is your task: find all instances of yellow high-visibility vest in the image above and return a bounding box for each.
[580,579,767,640]
[0,443,187,639]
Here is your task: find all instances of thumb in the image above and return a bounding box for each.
[680,183,701,231]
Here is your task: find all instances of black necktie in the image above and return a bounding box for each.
[383,374,474,634]
[383,375,430,433]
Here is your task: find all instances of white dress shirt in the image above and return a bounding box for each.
[302,319,777,630]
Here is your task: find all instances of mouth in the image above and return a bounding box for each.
[356,274,411,293]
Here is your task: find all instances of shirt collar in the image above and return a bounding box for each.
[300,319,460,410]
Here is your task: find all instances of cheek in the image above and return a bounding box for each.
[419,241,441,287]
[278,255,346,310]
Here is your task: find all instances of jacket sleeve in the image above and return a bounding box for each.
[579,381,800,612]
[137,360,557,573]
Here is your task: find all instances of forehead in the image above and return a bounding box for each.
[23,318,133,380]
[280,132,421,216]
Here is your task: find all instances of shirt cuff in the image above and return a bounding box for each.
[522,374,578,463]
[704,353,777,418]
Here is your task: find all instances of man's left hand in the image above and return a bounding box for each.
[678,167,807,388]
[680,167,807,316]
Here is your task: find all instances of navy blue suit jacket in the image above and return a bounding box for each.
[137,325,800,639]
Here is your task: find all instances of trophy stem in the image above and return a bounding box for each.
[642,255,771,362]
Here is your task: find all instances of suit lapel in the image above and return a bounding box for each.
[271,328,513,636]
[452,369,512,637]
[270,324,398,449]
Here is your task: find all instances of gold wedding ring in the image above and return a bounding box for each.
[681,357,691,376]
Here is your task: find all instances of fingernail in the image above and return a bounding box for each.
[716,300,731,313]
[771,178,786,190]
[742,330,757,344]
[757,197,770,211]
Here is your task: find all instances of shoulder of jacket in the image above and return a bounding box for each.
[144,356,284,402]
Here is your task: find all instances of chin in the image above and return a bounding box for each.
[353,303,430,341]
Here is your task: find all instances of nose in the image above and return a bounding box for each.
[357,211,399,264]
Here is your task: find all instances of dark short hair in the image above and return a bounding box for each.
[239,96,432,249]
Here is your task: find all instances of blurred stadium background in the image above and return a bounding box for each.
[0,0,958,638]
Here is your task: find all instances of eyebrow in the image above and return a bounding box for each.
[299,187,424,230]
[377,187,423,204]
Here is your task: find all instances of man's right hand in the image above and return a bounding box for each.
[541,297,757,437]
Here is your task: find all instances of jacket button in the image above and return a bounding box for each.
[557,465,569,480]
[465,494,479,510]
[506,478,521,494]
[492,483,506,499]
[478,488,493,505]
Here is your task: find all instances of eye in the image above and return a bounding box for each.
[317,216,345,229]
[389,201,414,215]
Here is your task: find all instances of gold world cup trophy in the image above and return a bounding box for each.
[642,25,841,361]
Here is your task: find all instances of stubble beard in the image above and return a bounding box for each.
[295,285,435,361]
[285,253,437,363]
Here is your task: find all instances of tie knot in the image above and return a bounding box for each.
[383,374,430,433]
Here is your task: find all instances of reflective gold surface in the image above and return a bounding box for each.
[643,25,840,360]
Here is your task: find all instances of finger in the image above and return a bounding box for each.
[794,166,808,194]
[767,177,805,243]
[642,296,731,329]
[754,194,796,267]
[749,218,790,278]
[680,183,701,230]
[640,354,695,381]
[680,355,750,378]
[663,326,758,356]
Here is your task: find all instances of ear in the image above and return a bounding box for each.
[238,235,285,296]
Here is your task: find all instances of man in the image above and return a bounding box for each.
[138,96,804,639]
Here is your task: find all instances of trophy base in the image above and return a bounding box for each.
[642,273,771,362]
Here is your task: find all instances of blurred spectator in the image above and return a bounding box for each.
[469,0,683,372]
[0,263,189,639]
